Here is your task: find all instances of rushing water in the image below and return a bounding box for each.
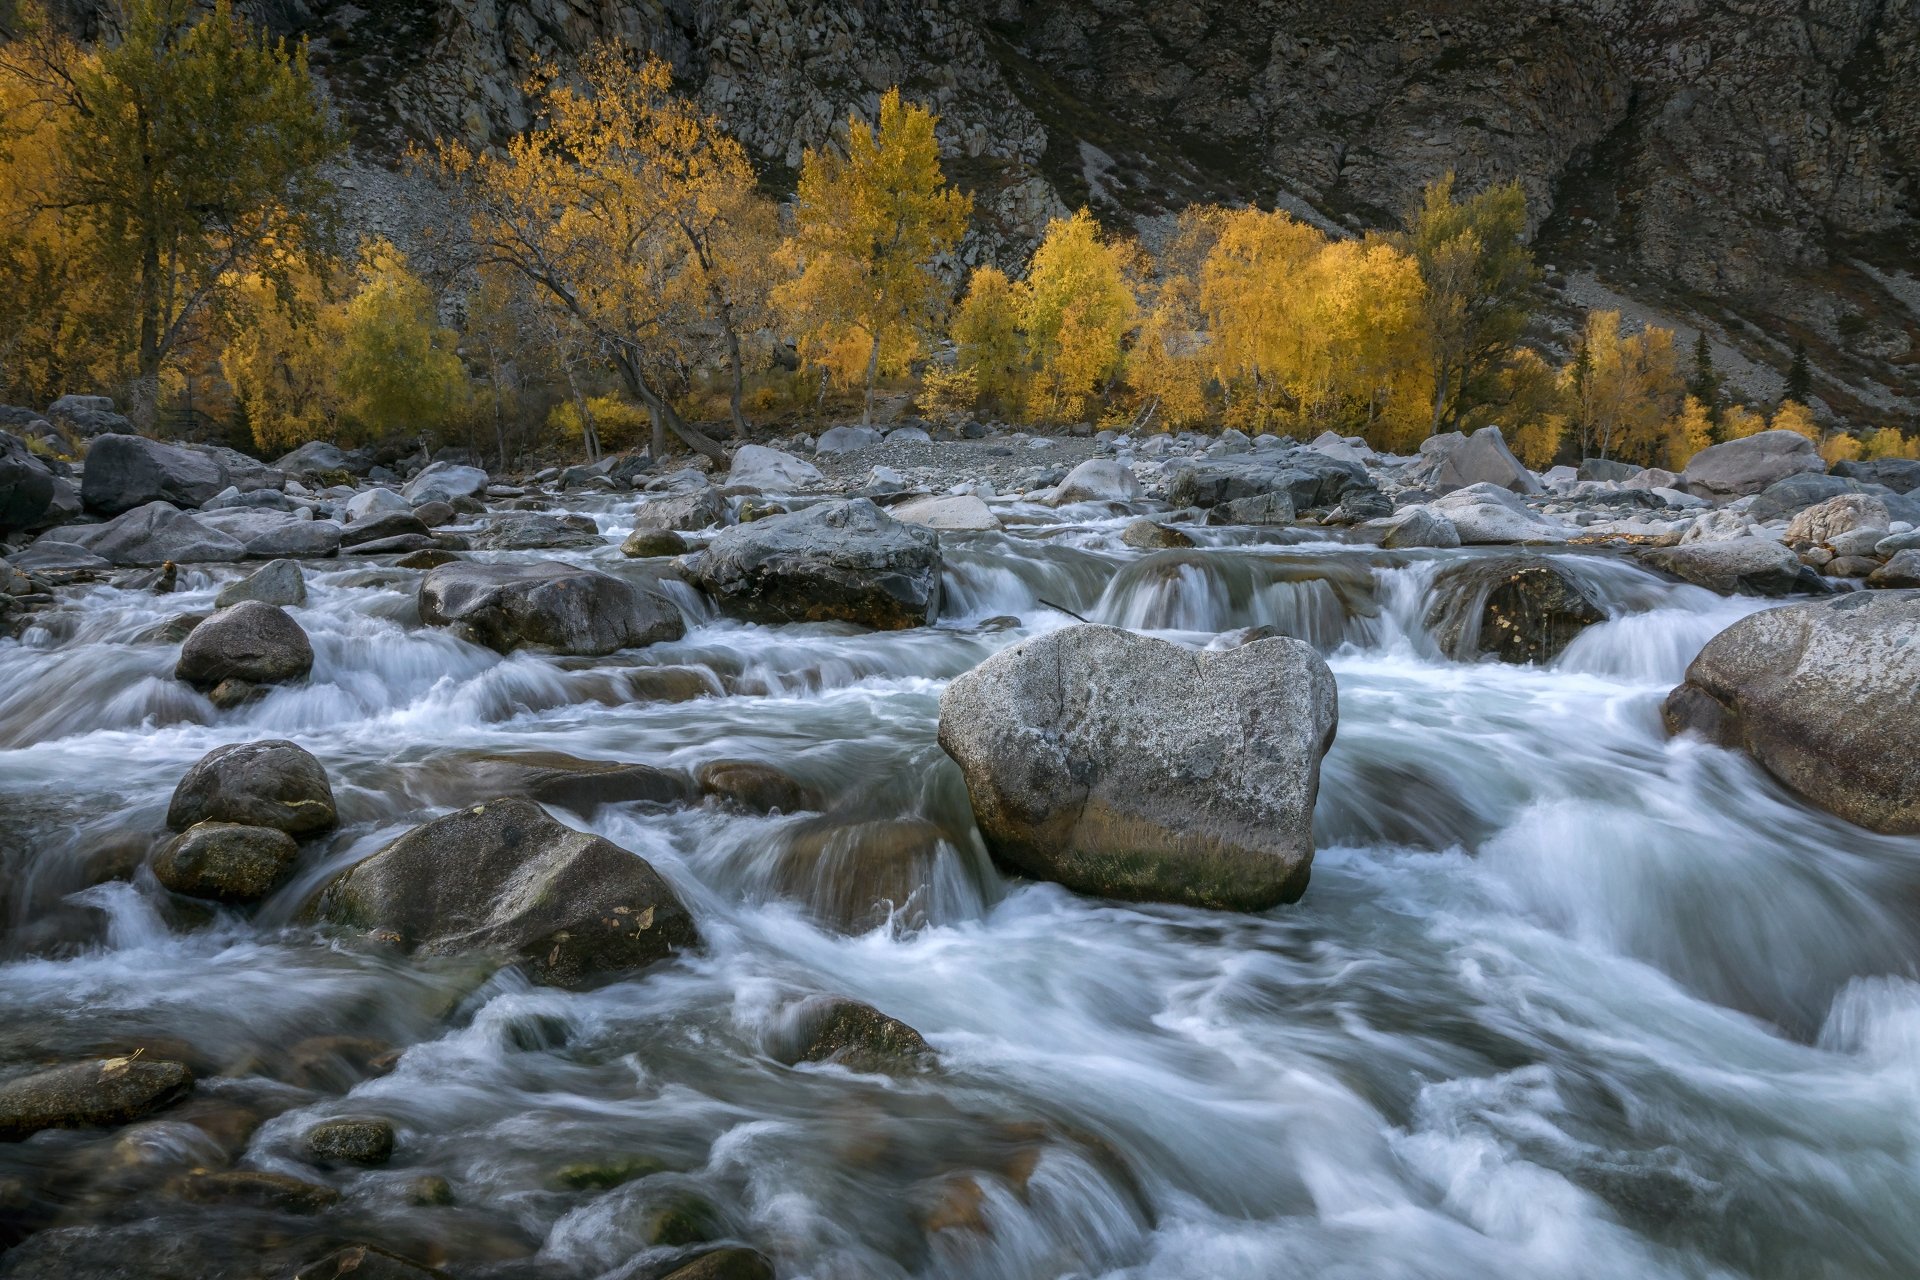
[3,492,1919,1279]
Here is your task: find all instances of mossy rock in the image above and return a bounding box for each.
[553,1155,669,1191]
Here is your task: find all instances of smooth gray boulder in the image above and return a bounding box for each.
[814,425,883,454]
[891,494,1000,531]
[340,510,429,547]
[937,625,1336,910]
[1639,537,1825,597]
[167,739,337,836]
[1380,507,1461,549]
[1429,485,1575,544]
[1664,592,1920,833]
[1048,459,1141,505]
[629,487,727,533]
[420,560,683,655]
[726,444,822,492]
[314,797,699,988]
[344,487,410,523]
[688,498,941,629]
[1419,427,1543,495]
[215,559,306,609]
[401,461,488,506]
[0,431,55,532]
[1833,457,1920,494]
[88,501,247,565]
[1867,549,1920,588]
[175,600,314,689]
[274,440,357,476]
[467,512,602,551]
[152,822,300,903]
[1681,430,1824,501]
[1167,452,1374,513]
[1748,473,1920,525]
[80,434,227,514]
[244,518,342,559]
[0,1057,193,1141]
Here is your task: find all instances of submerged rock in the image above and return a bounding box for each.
[697,759,821,814]
[175,600,313,689]
[689,498,941,629]
[1425,557,1605,664]
[621,527,691,558]
[1664,592,1920,834]
[419,560,684,655]
[306,1116,395,1166]
[774,816,950,932]
[314,797,699,987]
[0,1057,193,1141]
[152,822,299,903]
[167,739,337,837]
[658,1250,775,1280]
[771,996,935,1073]
[938,625,1336,910]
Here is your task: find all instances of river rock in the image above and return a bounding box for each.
[1749,473,1920,526]
[0,1057,194,1141]
[688,498,941,629]
[1424,557,1605,663]
[80,434,228,514]
[215,559,306,608]
[1785,493,1891,546]
[814,424,883,454]
[774,816,948,931]
[274,440,361,477]
[1418,426,1542,494]
[152,822,300,903]
[340,510,430,547]
[467,512,602,551]
[1639,536,1825,597]
[1833,457,1920,494]
[167,739,337,836]
[726,444,822,491]
[697,759,821,813]
[658,1250,775,1280]
[1867,549,1920,588]
[891,494,1000,531]
[176,600,313,688]
[630,486,727,533]
[420,560,683,655]
[401,461,488,506]
[1121,518,1194,549]
[244,517,342,559]
[175,1169,339,1213]
[621,528,689,557]
[463,750,695,813]
[1681,430,1824,501]
[314,798,699,988]
[344,487,411,522]
[1167,452,1373,512]
[1380,507,1462,549]
[1049,459,1140,505]
[770,996,935,1073]
[1663,592,1920,834]
[1680,508,1756,543]
[938,624,1336,910]
[86,501,248,565]
[1210,492,1296,526]
[0,431,56,531]
[306,1116,395,1166]
[1577,457,1639,483]
[1428,485,1576,543]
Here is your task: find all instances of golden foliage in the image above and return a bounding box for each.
[1818,432,1863,465]
[1020,210,1138,422]
[951,265,1025,405]
[916,365,979,422]
[1720,404,1767,440]
[1864,427,1920,460]
[1769,400,1818,440]
[549,395,652,453]
[1666,396,1716,469]
[336,241,468,437]
[1568,311,1684,465]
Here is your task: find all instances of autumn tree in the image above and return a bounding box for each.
[1486,347,1569,469]
[0,0,343,426]
[336,241,468,440]
[221,258,346,453]
[433,46,739,460]
[951,264,1025,407]
[1020,210,1137,422]
[774,87,972,424]
[1770,399,1818,440]
[1666,396,1715,468]
[1565,311,1683,463]
[1399,173,1539,435]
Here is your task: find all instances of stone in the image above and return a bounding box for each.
[1624,467,1681,491]
[726,444,822,491]
[886,426,932,444]
[1681,430,1824,501]
[697,759,821,813]
[463,750,695,813]
[774,816,949,932]
[1833,457,1920,493]
[1424,557,1605,663]
[175,1169,338,1213]
[1576,457,1639,483]
[1639,536,1825,597]
[1785,493,1892,545]
[1380,507,1462,549]
[314,798,699,988]
[296,1245,446,1280]
[1048,458,1141,505]
[1167,453,1374,513]
[688,498,941,630]
[340,510,430,547]
[306,1116,395,1166]
[274,440,358,476]
[1210,492,1296,526]
[420,561,683,656]
[890,494,1000,531]
[412,500,455,527]
[1663,592,1920,834]
[246,518,343,559]
[214,558,305,609]
[80,434,228,514]
[166,739,337,836]
[814,424,884,453]
[396,548,461,570]
[1420,426,1543,494]
[344,487,411,522]
[1428,484,1576,543]
[630,486,728,532]
[175,601,313,688]
[345,533,438,556]
[0,1057,193,1140]
[621,527,689,557]
[467,512,602,550]
[938,625,1336,910]
[204,485,299,512]
[152,822,300,903]
[0,431,56,531]
[658,1250,775,1280]
[1121,519,1193,550]
[1680,508,1756,543]
[401,461,488,506]
[1749,473,1920,526]
[1327,487,1394,524]
[771,996,935,1073]
[85,501,247,565]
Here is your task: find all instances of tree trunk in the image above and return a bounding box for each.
[563,367,598,463]
[862,331,881,426]
[1428,367,1450,438]
[725,317,749,441]
[648,403,664,459]
[612,351,726,464]
[491,368,509,471]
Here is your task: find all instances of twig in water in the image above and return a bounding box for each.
[1039,597,1092,623]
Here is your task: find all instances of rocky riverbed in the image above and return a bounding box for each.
[1,413,1918,1279]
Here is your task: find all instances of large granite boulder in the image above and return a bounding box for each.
[814,425,883,454]
[0,431,56,532]
[890,494,1000,531]
[1663,593,1920,833]
[1748,473,1920,526]
[0,1057,193,1141]
[314,797,699,987]
[214,558,306,609]
[1428,485,1576,543]
[1424,557,1605,663]
[1417,426,1542,494]
[1681,430,1824,501]
[1048,459,1141,505]
[166,739,337,836]
[419,560,683,655]
[466,512,602,551]
[629,487,728,534]
[1833,457,1920,494]
[1785,493,1890,546]
[726,445,822,492]
[688,498,941,629]
[83,501,247,565]
[1166,452,1374,513]
[401,461,488,506]
[938,625,1336,910]
[274,440,363,477]
[81,434,228,514]
[1639,537,1826,597]
[175,601,313,689]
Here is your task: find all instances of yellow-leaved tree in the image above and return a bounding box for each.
[1720,404,1767,440]
[221,259,347,454]
[1666,396,1716,469]
[336,241,469,440]
[1864,427,1920,460]
[774,88,972,425]
[1200,207,1326,433]
[951,265,1025,410]
[1770,399,1818,440]
[1020,210,1138,422]
[1567,311,1684,464]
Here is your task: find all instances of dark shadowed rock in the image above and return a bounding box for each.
[419,560,684,655]
[174,1169,338,1213]
[468,512,603,550]
[1167,451,1374,512]
[314,797,699,987]
[1833,457,1920,494]
[306,1116,395,1166]
[167,739,337,836]
[1663,592,1920,833]
[175,600,313,688]
[0,1057,193,1141]
[0,431,55,532]
[770,996,935,1073]
[658,1250,776,1280]
[86,501,248,565]
[81,434,228,514]
[296,1245,448,1280]
[688,498,941,629]
[340,510,430,547]
[152,822,299,903]
[774,816,950,932]
[622,527,690,558]
[938,625,1336,910]
[1425,557,1606,663]
[1121,518,1194,550]
[465,750,695,813]
[1639,537,1828,597]
[698,759,822,813]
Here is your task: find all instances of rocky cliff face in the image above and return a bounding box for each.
[57,0,1920,423]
